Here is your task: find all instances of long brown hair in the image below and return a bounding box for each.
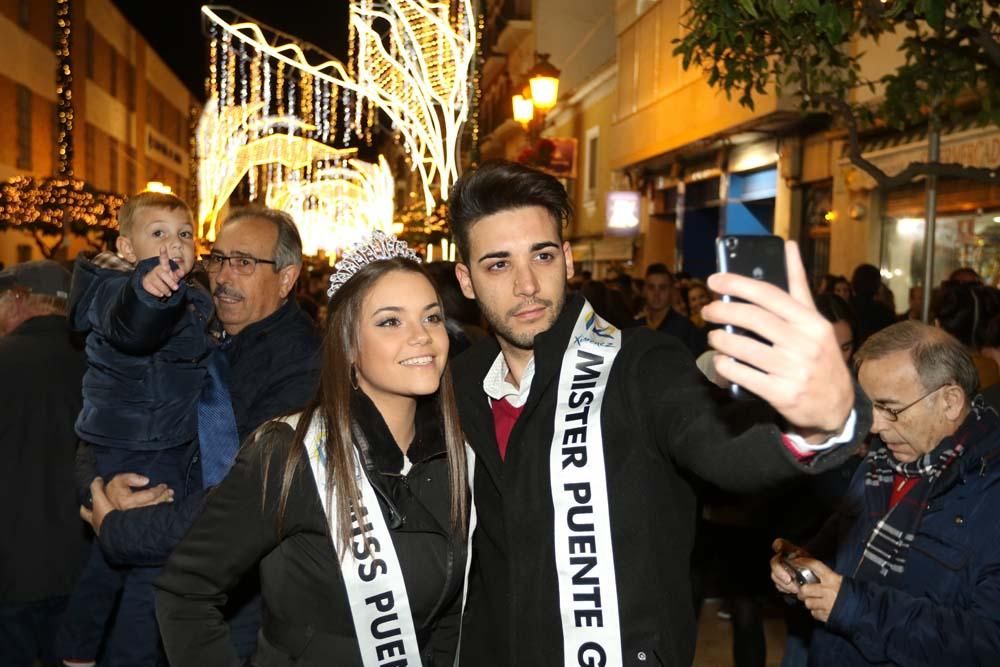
[270,257,467,554]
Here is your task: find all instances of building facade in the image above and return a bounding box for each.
[477,0,624,275]
[0,0,196,266]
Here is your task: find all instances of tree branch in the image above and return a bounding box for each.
[819,93,1000,188]
[973,24,1000,69]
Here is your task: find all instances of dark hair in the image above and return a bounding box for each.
[266,258,467,553]
[932,283,1000,349]
[949,267,982,284]
[855,320,979,400]
[815,293,859,355]
[851,264,882,299]
[424,261,482,327]
[984,314,1000,349]
[645,263,672,280]
[221,206,303,270]
[611,273,632,293]
[581,280,609,316]
[818,273,847,293]
[448,160,572,263]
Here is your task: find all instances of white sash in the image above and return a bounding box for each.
[295,413,424,667]
[453,446,477,667]
[549,302,624,666]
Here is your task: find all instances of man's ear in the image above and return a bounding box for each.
[278,264,301,299]
[116,236,137,264]
[942,384,968,422]
[562,241,575,281]
[455,263,476,300]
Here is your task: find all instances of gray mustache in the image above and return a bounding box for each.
[213,285,244,300]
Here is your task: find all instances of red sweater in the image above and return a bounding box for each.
[491,397,525,460]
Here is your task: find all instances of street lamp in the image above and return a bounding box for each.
[511,53,561,137]
[512,91,535,126]
[527,52,560,111]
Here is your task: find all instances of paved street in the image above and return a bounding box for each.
[693,599,787,667]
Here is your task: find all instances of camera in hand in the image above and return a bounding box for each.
[782,551,820,586]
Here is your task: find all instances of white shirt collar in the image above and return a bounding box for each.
[482,352,536,408]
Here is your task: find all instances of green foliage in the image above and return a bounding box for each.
[673,0,1000,132]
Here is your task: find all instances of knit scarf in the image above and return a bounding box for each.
[856,397,997,581]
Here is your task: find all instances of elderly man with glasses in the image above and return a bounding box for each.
[771,320,1000,666]
[82,207,320,662]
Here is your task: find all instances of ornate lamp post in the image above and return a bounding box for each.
[511,52,560,140]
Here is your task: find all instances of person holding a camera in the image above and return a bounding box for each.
[447,160,873,667]
[772,320,1000,666]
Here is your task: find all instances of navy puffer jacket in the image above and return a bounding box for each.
[69,253,216,450]
[807,408,1000,666]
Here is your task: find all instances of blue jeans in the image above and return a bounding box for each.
[0,596,68,667]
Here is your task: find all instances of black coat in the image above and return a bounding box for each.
[95,297,320,659]
[154,393,467,667]
[69,255,215,449]
[0,315,88,603]
[97,297,321,566]
[453,294,872,667]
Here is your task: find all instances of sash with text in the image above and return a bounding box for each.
[550,303,624,666]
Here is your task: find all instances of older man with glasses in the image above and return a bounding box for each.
[770,320,1000,666]
[81,207,320,662]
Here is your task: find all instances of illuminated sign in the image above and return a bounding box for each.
[605,191,641,236]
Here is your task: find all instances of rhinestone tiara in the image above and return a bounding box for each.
[327,230,421,298]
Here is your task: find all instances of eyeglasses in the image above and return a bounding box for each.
[201,252,277,276]
[872,385,947,422]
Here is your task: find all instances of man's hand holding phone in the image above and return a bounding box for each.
[702,238,854,440]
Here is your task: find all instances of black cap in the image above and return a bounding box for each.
[0,260,71,300]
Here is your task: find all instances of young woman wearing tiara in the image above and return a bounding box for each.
[154,231,470,666]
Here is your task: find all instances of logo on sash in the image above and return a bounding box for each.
[550,302,624,666]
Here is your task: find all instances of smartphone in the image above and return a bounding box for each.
[715,235,789,399]
[781,551,820,586]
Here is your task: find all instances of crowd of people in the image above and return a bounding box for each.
[1,160,998,667]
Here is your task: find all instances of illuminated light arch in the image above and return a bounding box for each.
[201,2,476,213]
[266,155,395,256]
[196,98,357,240]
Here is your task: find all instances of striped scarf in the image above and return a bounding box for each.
[856,398,997,581]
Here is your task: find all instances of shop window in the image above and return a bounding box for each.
[882,177,1000,307]
[16,85,31,170]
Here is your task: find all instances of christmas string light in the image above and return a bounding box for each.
[0,176,124,233]
[348,0,476,211]
[196,98,356,239]
[55,0,74,176]
[266,155,395,256]
[200,3,473,213]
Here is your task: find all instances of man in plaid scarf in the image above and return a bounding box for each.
[770,320,1000,666]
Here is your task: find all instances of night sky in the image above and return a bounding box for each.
[111,1,351,100]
